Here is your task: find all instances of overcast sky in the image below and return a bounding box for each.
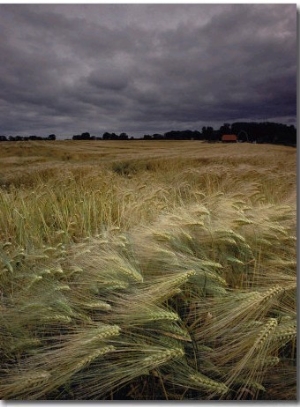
[0,3,297,138]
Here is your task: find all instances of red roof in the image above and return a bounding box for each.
[222,134,237,141]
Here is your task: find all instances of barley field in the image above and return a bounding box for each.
[0,140,296,400]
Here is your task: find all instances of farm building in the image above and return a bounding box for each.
[222,134,237,142]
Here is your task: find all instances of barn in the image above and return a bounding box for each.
[221,134,238,143]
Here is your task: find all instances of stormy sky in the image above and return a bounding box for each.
[0,4,297,138]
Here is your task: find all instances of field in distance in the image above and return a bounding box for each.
[0,140,296,244]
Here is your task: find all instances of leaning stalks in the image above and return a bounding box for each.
[0,142,296,400]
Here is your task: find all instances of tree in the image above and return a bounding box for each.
[202,126,214,141]
[102,132,111,140]
[219,123,231,135]
[81,132,91,140]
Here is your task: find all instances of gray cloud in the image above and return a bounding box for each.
[0,4,296,138]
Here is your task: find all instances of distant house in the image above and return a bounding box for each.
[221,134,237,143]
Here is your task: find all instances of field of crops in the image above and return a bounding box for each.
[0,140,296,400]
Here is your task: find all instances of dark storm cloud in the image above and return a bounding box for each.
[0,4,296,138]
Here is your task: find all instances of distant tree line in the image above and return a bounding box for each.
[142,122,296,145]
[70,122,296,145]
[72,132,131,140]
[0,134,56,142]
[0,122,296,145]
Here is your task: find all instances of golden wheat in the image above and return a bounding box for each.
[0,141,296,400]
